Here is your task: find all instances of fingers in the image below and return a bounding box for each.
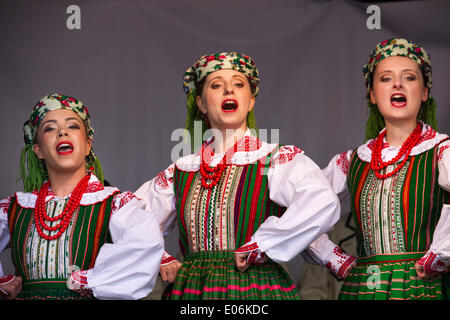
[235,253,249,272]
[414,262,438,281]
[1,277,23,300]
[160,260,182,283]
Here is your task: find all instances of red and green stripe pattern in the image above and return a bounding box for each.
[8,193,116,300]
[342,143,449,300]
[168,147,298,299]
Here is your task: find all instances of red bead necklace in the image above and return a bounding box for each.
[200,143,227,189]
[199,139,243,189]
[370,122,422,179]
[34,173,91,240]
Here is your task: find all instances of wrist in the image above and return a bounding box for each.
[235,242,268,265]
[326,246,357,279]
[0,275,15,286]
[69,270,90,290]
[417,251,448,274]
[161,251,177,266]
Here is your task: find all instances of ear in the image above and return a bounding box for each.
[85,139,92,157]
[369,89,377,105]
[33,143,44,160]
[422,86,429,102]
[248,95,256,112]
[196,95,207,114]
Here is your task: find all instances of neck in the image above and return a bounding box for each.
[384,120,419,147]
[211,125,248,154]
[47,167,88,197]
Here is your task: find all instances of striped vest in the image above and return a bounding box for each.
[173,148,286,255]
[347,143,449,258]
[8,193,116,283]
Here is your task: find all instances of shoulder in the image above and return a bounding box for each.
[270,145,304,166]
[438,137,450,162]
[79,175,120,205]
[0,196,13,218]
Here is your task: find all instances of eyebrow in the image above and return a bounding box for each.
[208,74,246,81]
[41,117,82,126]
[377,68,419,74]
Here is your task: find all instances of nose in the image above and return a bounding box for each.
[224,82,233,95]
[393,76,402,89]
[58,127,68,137]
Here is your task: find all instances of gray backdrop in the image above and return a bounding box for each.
[1,0,449,283]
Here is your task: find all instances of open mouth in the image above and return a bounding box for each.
[56,141,74,155]
[390,93,407,108]
[221,99,238,112]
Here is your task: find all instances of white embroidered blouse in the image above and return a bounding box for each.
[135,129,341,265]
[0,175,163,300]
[306,122,450,277]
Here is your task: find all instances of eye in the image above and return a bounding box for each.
[380,76,391,82]
[405,75,417,81]
[234,82,244,88]
[210,82,222,89]
[43,126,55,133]
[69,124,80,130]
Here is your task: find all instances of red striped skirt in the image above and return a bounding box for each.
[163,250,299,300]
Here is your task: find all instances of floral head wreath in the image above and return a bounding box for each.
[362,38,436,141]
[183,52,260,151]
[20,93,103,191]
[183,52,260,97]
[362,38,432,94]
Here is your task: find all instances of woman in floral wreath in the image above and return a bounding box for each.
[305,38,450,300]
[135,52,341,299]
[0,93,163,300]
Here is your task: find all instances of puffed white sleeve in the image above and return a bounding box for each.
[134,164,177,237]
[322,150,353,201]
[0,197,12,277]
[304,151,357,278]
[134,164,179,265]
[417,140,450,273]
[236,146,341,264]
[79,192,164,300]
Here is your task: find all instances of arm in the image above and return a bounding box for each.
[0,197,11,272]
[303,151,357,278]
[416,140,450,277]
[0,196,23,299]
[70,193,164,300]
[235,146,341,266]
[322,151,353,201]
[134,164,181,282]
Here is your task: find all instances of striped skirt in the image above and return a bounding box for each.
[339,252,444,300]
[163,250,299,300]
[15,279,91,300]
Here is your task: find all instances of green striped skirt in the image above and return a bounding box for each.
[16,279,91,300]
[163,250,299,300]
[339,252,444,300]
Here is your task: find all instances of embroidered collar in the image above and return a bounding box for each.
[175,129,279,172]
[15,174,119,208]
[357,122,449,163]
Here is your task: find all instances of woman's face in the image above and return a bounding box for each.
[196,69,255,132]
[370,56,428,125]
[33,109,91,175]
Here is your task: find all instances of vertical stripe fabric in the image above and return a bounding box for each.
[7,193,116,300]
[166,147,298,300]
[340,143,448,300]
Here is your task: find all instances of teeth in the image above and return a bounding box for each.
[58,143,73,151]
[391,94,406,102]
